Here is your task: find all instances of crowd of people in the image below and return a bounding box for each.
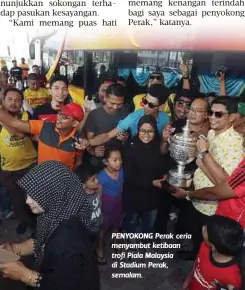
[0,60,244,290]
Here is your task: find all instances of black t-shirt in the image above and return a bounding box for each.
[10,66,22,81]
[168,118,197,173]
[84,106,129,168]
[31,102,58,122]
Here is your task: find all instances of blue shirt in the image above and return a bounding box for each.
[117,109,169,137]
[98,168,124,197]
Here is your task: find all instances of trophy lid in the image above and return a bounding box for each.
[171,120,197,144]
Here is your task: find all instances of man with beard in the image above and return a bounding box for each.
[0,88,37,234]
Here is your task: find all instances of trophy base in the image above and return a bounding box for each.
[167,169,193,189]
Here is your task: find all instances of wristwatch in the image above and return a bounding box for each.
[198,150,209,159]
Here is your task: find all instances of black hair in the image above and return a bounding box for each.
[49,74,69,88]
[175,89,197,102]
[103,146,122,160]
[148,83,170,105]
[205,92,218,99]
[74,165,97,183]
[207,215,245,289]
[32,64,39,68]
[150,70,165,83]
[27,73,39,81]
[116,76,126,83]
[106,83,126,98]
[191,97,210,111]
[211,96,238,114]
[3,88,24,100]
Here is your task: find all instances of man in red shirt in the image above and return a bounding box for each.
[169,156,245,228]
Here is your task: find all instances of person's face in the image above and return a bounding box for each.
[2,91,22,113]
[208,103,233,132]
[98,82,112,104]
[85,175,99,193]
[233,114,245,135]
[12,61,17,67]
[32,66,40,75]
[138,123,155,144]
[56,112,75,130]
[174,97,191,120]
[105,94,124,114]
[187,99,208,125]
[21,58,25,64]
[49,81,69,104]
[26,194,44,214]
[148,74,163,87]
[105,150,122,171]
[143,94,160,115]
[27,79,40,91]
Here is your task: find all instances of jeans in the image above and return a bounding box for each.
[123,209,157,235]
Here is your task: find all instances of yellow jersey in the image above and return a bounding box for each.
[0,112,37,171]
[133,93,175,114]
[24,88,51,109]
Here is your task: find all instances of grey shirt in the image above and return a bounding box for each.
[84,106,129,167]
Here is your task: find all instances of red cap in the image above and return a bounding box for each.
[60,103,84,122]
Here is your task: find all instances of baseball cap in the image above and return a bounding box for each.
[60,103,84,122]
[238,102,245,117]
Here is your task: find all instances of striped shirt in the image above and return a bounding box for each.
[216,157,245,228]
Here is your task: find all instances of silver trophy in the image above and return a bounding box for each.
[167,120,197,188]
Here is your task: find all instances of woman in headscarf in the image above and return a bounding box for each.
[0,160,100,290]
[122,114,164,235]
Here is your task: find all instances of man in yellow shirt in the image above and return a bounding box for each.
[178,97,244,260]
[0,88,37,234]
[23,73,50,110]
[133,71,165,110]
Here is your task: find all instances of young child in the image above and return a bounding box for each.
[96,147,123,265]
[74,165,102,246]
[183,215,244,290]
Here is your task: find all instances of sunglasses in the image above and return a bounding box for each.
[150,75,162,81]
[142,96,158,109]
[208,110,229,118]
[139,129,155,135]
[176,100,191,108]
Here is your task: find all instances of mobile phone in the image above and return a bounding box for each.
[161,180,177,193]
[213,280,228,290]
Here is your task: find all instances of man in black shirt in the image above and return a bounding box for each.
[10,60,22,83]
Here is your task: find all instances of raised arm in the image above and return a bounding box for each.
[0,108,30,133]
[89,127,119,146]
